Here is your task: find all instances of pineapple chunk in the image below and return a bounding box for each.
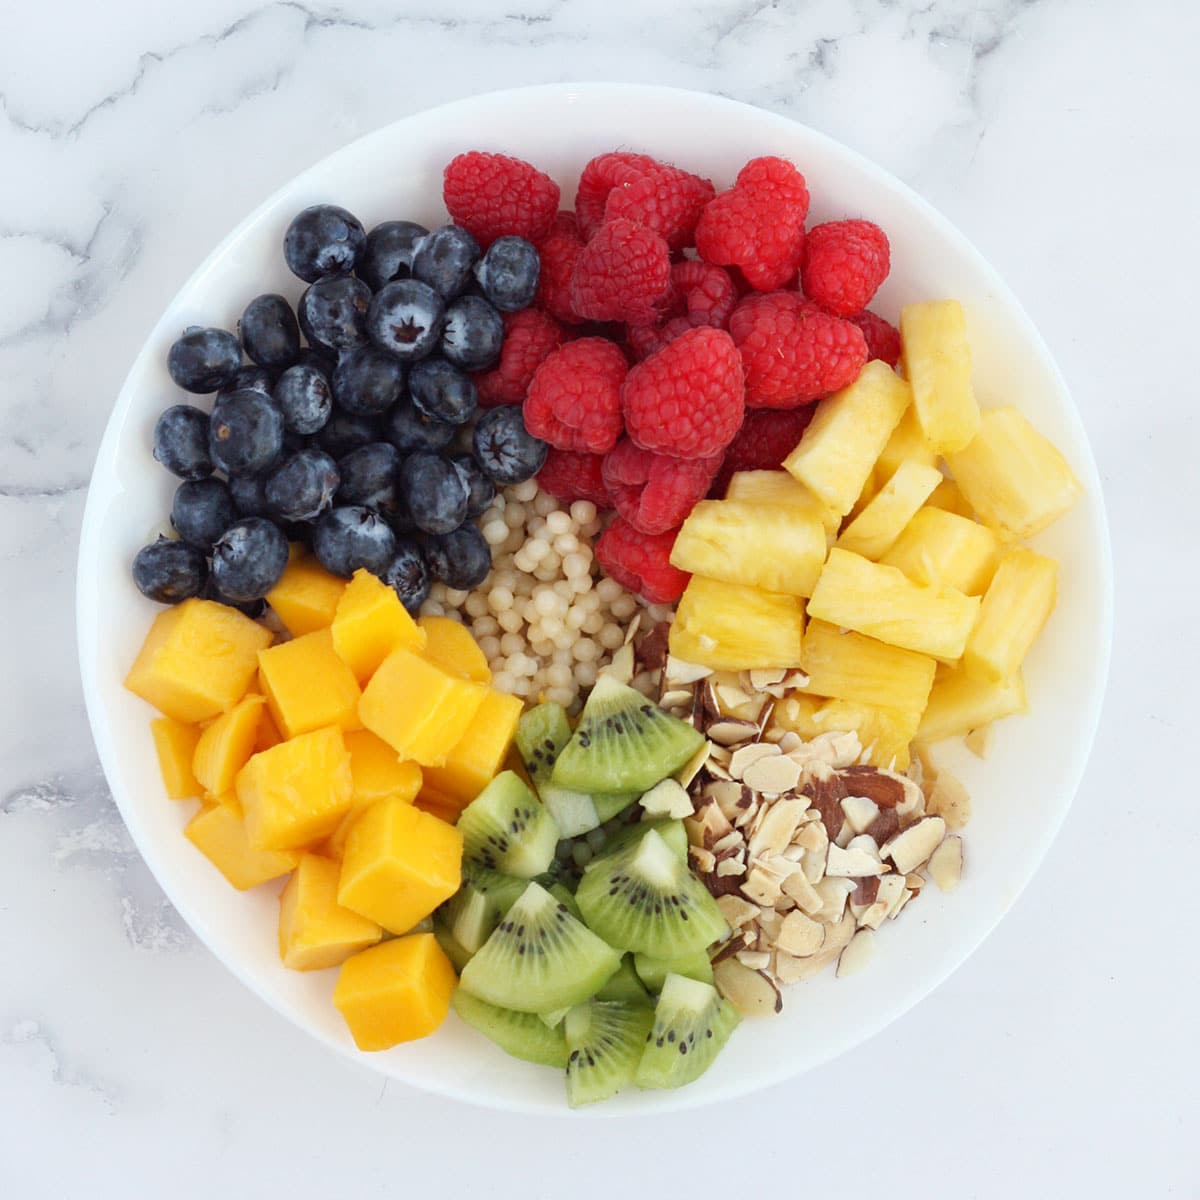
[946,408,1083,539]
[808,549,981,662]
[670,577,805,670]
[926,477,974,519]
[772,693,825,740]
[836,461,944,560]
[900,300,981,454]
[874,406,938,488]
[918,667,1026,743]
[963,548,1058,683]
[809,699,919,771]
[800,619,937,714]
[670,500,827,598]
[783,361,911,515]
[725,471,841,535]
[881,507,1002,595]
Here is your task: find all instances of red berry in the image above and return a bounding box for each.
[801,220,891,317]
[602,439,722,535]
[622,326,744,459]
[537,448,612,508]
[729,291,867,407]
[710,408,816,497]
[474,309,564,407]
[627,315,696,361]
[523,338,627,454]
[576,153,658,240]
[443,152,560,248]
[848,309,902,367]
[627,261,739,360]
[595,517,690,604]
[695,156,810,292]
[535,212,585,325]
[570,218,671,325]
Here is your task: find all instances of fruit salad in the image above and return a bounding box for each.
[123,144,1081,1108]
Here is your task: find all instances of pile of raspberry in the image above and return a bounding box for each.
[443,148,899,606]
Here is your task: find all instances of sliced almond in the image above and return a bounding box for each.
[746,798,806,859]
[716,894,760,928]
[780,669,811,690]
[660,688,696,711]
[729,742,781,780]
[837,929,876,977]
[773,950,814,985]
[749,668,787,689]
[775,731,803,754]
[712,830,744,856]
[689,845,717,873]
[855,897,891,929]
[794,820,828,854]
[964,724,994,759]
[800,839,828,885]
[735,949,772,971]
[926,769,971,832]
[664,655,712,685]
[905,873,925,892]
[894,773,927,819]
[706,780,744,823]
[639,777,693,819]
[837,766,907,810]
[890,887,916,919]
[824,842,885,878]
[881,816,946,874]
[674,741,712,788]
[713,959,782,1016]
[687,798,733,846]
[780,870,824,915]
[707,718,760,747]
[875,873,908,919]
[742,755,802,796]
[716,857,745,879]
[622,613,642,646]
[813,877,855,923]
[928,835,963,891]
[715,682,756,714]
[740,865,782,907]
[776,910,825,957]
[602,641,636,685]
[810,730,862,769]
[755,908,783,942]
[780,842,806,863]
[840,794,880,835]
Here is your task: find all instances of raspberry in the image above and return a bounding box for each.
[801,220,891,317]
[848,309,902,367]
[602,439,722,535]
[663,260,738,327]
[576,153,658,240]
[570,218,671,325]
[695,156,810,291]
[523,338,627,453]
[710,408,816,497]
[622,326,744,459]
[627,315,696,361]
[595,517,690,604]
[537,448,612,508]
[473,309,564,407]
[535,212,585,325]
[443,152,560,248]
[729,292,867,407]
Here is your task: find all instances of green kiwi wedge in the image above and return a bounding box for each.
[601,818,689,863]
[431,917,473,973]
[564,1001,654,1108]
[439,867,527,954]
[595,955,651,1004]
[456,771,559,877]
[634,973,740,1090]
[633,948,714,993]
[451,990,568,1069]
[548,882,583,922]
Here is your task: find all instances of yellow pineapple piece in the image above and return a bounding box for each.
[874,406,938,488]
[772,693,825,740]
[963,548,1058,683]
[835,461,944,560]
[724,471,841,535]
[800,618,937,714]
[881,507,1002,595]
[808,549,980,661]
[900,300,981,454]
[926,477,974,519]
[670,577,805,671]
[670,500,827,598]
[918,667,1027,743]
[783,361,911,515]
[946,408,1083,539]
[808,699,919,771]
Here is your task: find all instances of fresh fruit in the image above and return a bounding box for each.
[670,576,805,671]
[239,293,300,369]
[474,236,540,311]
[298,273,371,354]
[383,396,455,453]
[633,949,713,993]
[278,854,382,970]
[338,728,422,812]
[192,693,265,795]
[312,506,397,577]
[330,567,425,682]
[443,152,560,248]
[926,477,975,519]
[440,868,528,954]
[356,219,428,291]
[365,279,445,359]
[409,359,478,426]
[381,542,433,614]
[441,295,504,371]
[576,152,714,248]
[421,690,524,814]
[594,519,690,605]
[154,405,214,480]
[170,479,236,551]
[835,461,944,560]
[524,338,627,454]
[131,537,208,604]
[534,212,584,324]
[536,448,611,507]
[800,618,937,713]
[723,470,840,534]
[595,955,652,1004]
[411,224,481,300]
[264,554,345,635]
[963,548,1058,684]
[335,442,403,516]
[208,389,285,476]
[451,454,497,517]
[210,517,289,603]
[317,410,383,458]
[880,506,1001,595]
[421,524,492,590]
[801,219,890,317]
[265,450,340,524]
[150,716,202,799]
[918,667,1027,743]
[602,818,689,863]
[167,327,242,393]
[331,345,406,415]
[451,990,569,1069]
[456,771,558,877]
[419,615,491,682]
[634,973,740,1090]
[569,217,671,325]
[602,440,721,536]
[850,309,903,367]
[709,409,816,497]
[283,204,366,282]
[778,695,919,770]
[472,405,549,485]
[899,300,980,454]
[873,405,938,489]
[564,1000,654,1107]
[257,627,361,738]
[474,308,563,407]
[184,793,300,890]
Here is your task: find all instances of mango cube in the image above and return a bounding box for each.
[125,598,272,722]
[338,798,463,934]
[900,300,981,455]
[150,717,202,799]
[265,555,346,636]
[332,569,426,683]
[258,628,362,739]
[192,694,265,796]
[278,854,382,970]
[322,731,424,860]
[419,615,492,683]
[332,933,457,1050]
[420,689,524,813]
[963,548,1058,683]
[185,793,300,890]
[235,725,354,851]
[254,705,284,753]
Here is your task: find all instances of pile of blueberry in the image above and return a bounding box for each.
[132,205,548,615]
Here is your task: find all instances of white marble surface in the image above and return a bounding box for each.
[2,0,1196,1194]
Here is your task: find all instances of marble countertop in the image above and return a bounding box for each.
[3,1,1196,1194]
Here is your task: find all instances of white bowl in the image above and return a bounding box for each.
[77,82,1112,1115]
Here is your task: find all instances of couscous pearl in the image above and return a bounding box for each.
[473,615,500,637]
[570,500,597,526]
[563,552,590,578]
[525,538,550,563]
[572,640,599,663]
[492,671,518,694]
[581,612,604,635]
[444,588,469,607]
[545,510,572,536]
[534,589,558,616]
[565,607,587,630]
[553,533,579,556]
[596,577,623,604]
[483,520,508,546]
[488,586,514,613]
[530,639,555,658]
[504,502,526,528]
[512,479,539,503]
[611,595,638,620]
[574,662,598,687]
[500,632,525,656]
[534,492,557,516]
[552,580,573,599]
[553,630,575,650]
[478,635,501,659]
[547,663,573,687]
[569,575,591,594]
[599,623,625,650]
[548,686,575,707]
[498,609,524,634]
[540,615,564,638]
[465,593,489,618]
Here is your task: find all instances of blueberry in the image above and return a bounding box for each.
[357,220,429,291]
[315,411,384,459]
[171,477,238,551]
[299,273,371,355]
[296,347,338,378]
[422,524,491,590]
[409,359,478,426]
[451,453,496,518]
[274,363,332,435]
[265,449,340,523]
[383,397,455,454]
[473,405,548,484]
[239,293,300,369]
[336,442,403,516]
[399,451,468,535]
[366,279,445,361]
[332,346,406,415]
[228,472,270,517]
[474,236,540,312]
[204,576,266,619]
[312,506,397,578]
[132,537,208,604]
[167,327,242,393]
[211,517,290,602]
[209,389,285,476]
[412,225,480,300]
[153,404,213,480]
[382,541,431,614]
[220,364,276,399]
[284,205,366,283]
[441,296,504,371]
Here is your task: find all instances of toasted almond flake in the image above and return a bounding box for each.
[664,655,711,684]
[801,841,827,885]
[740,866,782,906]
[905,873,925,892]
[855,900,890,930]
[716,894,760,927]
[875,873,908,919]
[743,754,803,795]
[755,909,783,942]
[674,741,711,788]
[660,688,696,710]
[622,613,642,646]
[781,910,857,982]
[926,769,971,831]
[780,870,824,914]
[707,719,760,747]
[775,893,796,913]
[814,877,855,923]
[780,669,810,690]
[712,830,744,856]
[687,799,733,847]
[749,668,787,689]
[715,682,755,712]
[825,842,885,877]
[776,731,803,754]
[602,641,635,684]
[716,857,744,878]
[729,742,782,779]
[736,949,772,970]
[689,844,717,872]
[964,724,994,759]
[810,730,862,769]
[776,910,825,957]
[746,798,807,859]
[881,816,946,874]
[780,843,806,863]
[928,835,963,891]
[639,777,693,819]
[706,781,743,822]
[794,821,828,854]
[837,929,876,977]
[840,793,880,834]
[890,887,916,919]
[713,959,782,1016]
[740,925,758,947]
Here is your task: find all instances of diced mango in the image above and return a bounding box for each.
[800,618,937,714]
[963,548,1058,683]
[670,577,805,671]
[926,477,974,519]
[332,569,426,683]
[723,471,841,535]
[235,725,354,851]
[420,689,524,813]
[150,717,202,799]
[419,615,491,683]
[265,556,346,636]
[254,704,284,753]
[900,300,981,454]
[323,731,424,860]
[358,647,488,767]
[413,794,463,825]
[835,461,944,560]
[258,628,362,739]
[192,694,265,796]
[881,507,1002,595]
[278,854,382,970]
[338,798,463,934]
[332,933,457,1050]
[125,598,272,723]
[184,793,300,890]
[918,668,1027,743]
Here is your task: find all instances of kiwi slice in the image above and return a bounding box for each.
[633,948,714,993]
[550,676,705,793]
[439,867,528,954]
[634,973,740,1090]
[451,989,568,1069]
[538,1006,571,1030]
[596,955,651,1004]
[548,881,583,922]
[432,918,473,973]
[564,1000,654,1108]
[602,818,689,863]
[457,771,559,877]
[459,881,621,1014]
[576,828,728,959]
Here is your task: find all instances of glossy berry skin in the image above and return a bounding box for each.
[299,273,371,355]
[332,346,406,415]
[474,236,540,312]
[273,363,332,435]
[383,397,455,454]
[472,405,548,485]
[422,524,491,590]
[399,452,469,535]
[132,537,208,604]
[154,405,213,480]
[357,220,429,291]
[211,518,289,602]
[382,541,431,614]
[450,453,495,518]
[315,411,383,459]
[366,279,445,361]
[208,389,285,477]
[412,225,480,300]
[167,327,242,393]
[239,293,300,369]
[228,472,270,517]
[409,358,478,426]
[313,506,397,578]
[336,442,403,516]
[171,477,238,551]
[284,205,366,283]
[441,296,504,371]
[220,365,275,399]
[265,449,340,523]
[296,347,337,378]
